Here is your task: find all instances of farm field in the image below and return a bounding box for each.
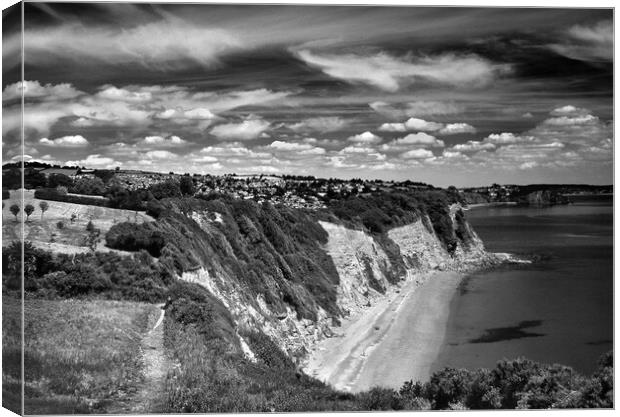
[2,296,162,414]
[2,189,153,253]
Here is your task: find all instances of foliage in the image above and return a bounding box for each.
[3,189,10,199]
[24,203,35,220]
[179,176,195,196]
[70,177,106,196]
[47,173,73,189]
[34,188,109,207]
[105,222,166,257]
[9,204,19,219]
[149,179,182,200]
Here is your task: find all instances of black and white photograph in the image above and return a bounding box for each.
[1,1,615,414]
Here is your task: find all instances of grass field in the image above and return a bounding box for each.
[2,296,160,414]
[2,189,153,253]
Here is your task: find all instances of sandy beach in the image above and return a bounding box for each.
[303,271,463,393]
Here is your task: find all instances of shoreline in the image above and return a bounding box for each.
[302,270,465,393]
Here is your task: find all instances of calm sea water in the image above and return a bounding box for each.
[432,200,613,376]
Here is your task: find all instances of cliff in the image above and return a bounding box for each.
[105,193,497,364]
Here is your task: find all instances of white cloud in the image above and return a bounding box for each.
[383,133,445,150]
[139,135,187,147]
[39,135,89,147]
[287,116,349,133]
[3,80,83,101]
[378,122,407,132]
[210,118,271,141]
[10,18,243,69]
[543,114,599,126]
[97,85,152,102]
[145,150,179,159]
[438,123,476,135]
[370,100,464,119]
[549,20,612,62]
[347,131,382,144]
[295,49,508,92]
[404,118,444,132]
[66,154,118,168]
[483,132,535,145]
[269,140,325,154]
[400,149,434,159]
[451,140,496,152]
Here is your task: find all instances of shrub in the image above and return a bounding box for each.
[149,180,182,200]
[70,177,106,196]
[56,221,64,229]
[2,189,9,199]
[24,203,35,221]
[9,204,19,220]
[105,222,166,257]
[34,188,109,207]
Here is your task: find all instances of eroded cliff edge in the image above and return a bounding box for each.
[113,192,504,367]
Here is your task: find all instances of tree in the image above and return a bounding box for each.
[24,204,35,221]
[179,176,195,196]
[39,201,49,219]
[47,173,73,189]
[71,177,106,195]
[10,204,20,221]
[149,180,182,200]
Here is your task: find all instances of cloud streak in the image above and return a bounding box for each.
[295,49,509,92]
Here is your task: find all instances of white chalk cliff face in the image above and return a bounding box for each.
[179,206,490,363]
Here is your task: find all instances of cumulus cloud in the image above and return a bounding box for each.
[287,116,349,133]
[145,150,179,159]
[549,20,612,62]
[210,118,271,141]
[347,131,382,144]
[451,140,496,152]
[66,154,118,168]
[370,100,464,119]
[483,132,535,145]
[139,135,187,147]
[404,118,444,132]
[295,49,508,92]
[378,122,407,132]
[438,123,476,135]
[269,140,326,154]
[381,133,445,151]
[400,148,434,159]
[39,135,89,147]
[3,80,83,101]
[378,118,475,135]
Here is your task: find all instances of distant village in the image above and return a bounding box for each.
[3,162,612,210]
[3,162,434,210]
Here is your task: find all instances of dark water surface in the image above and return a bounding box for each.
[432,201,613,376]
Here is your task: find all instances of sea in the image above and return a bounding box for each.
[432,197,613,376]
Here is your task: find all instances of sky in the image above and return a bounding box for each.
[2,2,614,187]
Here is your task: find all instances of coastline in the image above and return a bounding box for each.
[302,270,465,393]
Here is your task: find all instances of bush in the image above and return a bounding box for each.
[149,180,182,200]
[2,189,9,199]
[56,221,64,229]
[105,222,166,257]
[34,188,109,207]
[70,177,106,196]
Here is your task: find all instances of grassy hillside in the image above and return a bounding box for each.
[4,191,613,411]
[2,190,152,253]
[2,296,159,414]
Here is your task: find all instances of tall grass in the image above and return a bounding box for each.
[11,297,157,413]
